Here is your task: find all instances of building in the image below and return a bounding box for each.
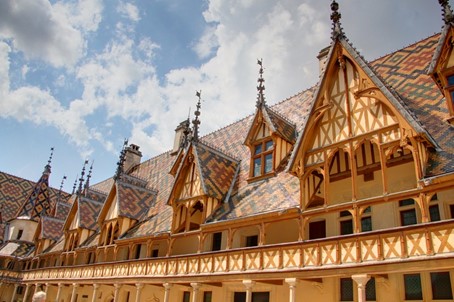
[1,1,454,302]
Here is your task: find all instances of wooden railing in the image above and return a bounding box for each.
[14,220,454,282]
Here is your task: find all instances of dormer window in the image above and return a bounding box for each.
[252,139,274,177]
[444,71,454,114]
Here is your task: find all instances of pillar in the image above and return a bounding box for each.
[70,283,79,302]
[10,283,19,302]
[285,278,298,302]
[352,274,370,302]
[34,283,40,295]
[135,283,143,302]
[242,280,255,302]
[191,283,201,302]
[55,283,63,302]
[163,283,173,302]
[23,284,31,302]
[45,283,50,297]
[113,283,121,302]
[92,284,100,302]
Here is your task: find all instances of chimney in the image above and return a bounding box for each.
[171,120,190,155]
[124,144,142,172]
[317,46,330,75]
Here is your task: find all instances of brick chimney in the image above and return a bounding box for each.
[171,120,190,155]
[124,144,142,172]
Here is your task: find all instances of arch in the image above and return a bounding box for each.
[354,140,384,199]
[302,167,325,209]
[384,143,417,193]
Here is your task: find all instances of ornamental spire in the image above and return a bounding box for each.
[330,0,344,40]
[192,90,202,143]
[439,0,454,24]
[256,59,266,108]
[43,147,54,175]
[72,175,78,195]
[57,175,67,203]
[84,161,94,192]
[77,160,89,194]
[114,139,128,180]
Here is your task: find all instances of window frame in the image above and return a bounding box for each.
[403,273,423,300]
[250,138,274,179]
[442,68,454,119]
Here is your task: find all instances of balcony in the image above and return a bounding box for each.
[16,220,454,282]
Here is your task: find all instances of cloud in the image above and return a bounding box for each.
[0,0,86,67]
[117,1,141,22]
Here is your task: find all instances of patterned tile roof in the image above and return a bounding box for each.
[116,177,157,221]
[264,106,297,143]
[54,202,72,221]
[0,242,34,258]
[78,196,104,230]
[371,33,454,176]
[41,216,65,241]
[194,142,239,201]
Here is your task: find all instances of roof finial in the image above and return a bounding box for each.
[72,174,78,195]
[84,161,94,192]
[192,90,202,143]
[57,175,67,201]
[114,139,128,180]
[256,59,266,108]
[44,147,54,175]
[330,0,344,40]
[439,0,454,24]
[78,160,89,194]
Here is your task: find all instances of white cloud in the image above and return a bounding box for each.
[53,0,103,33]
[0,0,86,68]
[117,1,141,22]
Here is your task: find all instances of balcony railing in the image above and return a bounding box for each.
[15,220,454,282]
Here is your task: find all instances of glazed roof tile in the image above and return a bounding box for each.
[41,216,65,241]
[79,196,104,230]
[0,241,34,258]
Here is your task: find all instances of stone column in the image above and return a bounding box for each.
[113,283,121,302]
[352,274,370,302]
[92,284,100,302]
[191,283,201,302]
[45,283,50,297]
[242,280,255,302]
[135,283,144,302]
[285,278,298,302]
[10,283,19,302]
[163,283,173,302]
[70,283,79,302]
[55,283,63,302]
[23,284,31,302]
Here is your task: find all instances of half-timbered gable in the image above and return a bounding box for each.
[289,9,437,212]
[168,142,239,233]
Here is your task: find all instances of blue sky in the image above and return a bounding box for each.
[0,0,445,192]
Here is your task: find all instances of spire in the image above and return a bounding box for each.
[84,161,94,192]
[43,147,54,175]
[330,0,344,40]
[256,59,266,108]
[192,91,202,143]
[77,160,89,194]
[182,114,192,148]
[439,0,454,24]
[114,139,128,180]
[72,175,78,195]
[57,175,67,203]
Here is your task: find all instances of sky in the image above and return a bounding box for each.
[0,0,446,193]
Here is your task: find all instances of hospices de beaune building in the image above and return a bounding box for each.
[1,1,454,302]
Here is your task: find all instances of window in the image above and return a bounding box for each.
[366,277,376,301]
[252,140,273,177]
[431,272,453,300]
[340,278,354,301]
[203,291,212,302]
[404,274,422,300]
[17,229,23,240]
[399,199,417,226]
[152,249,159,258]
[182,291,190,302]
[340,211,353,235]
[450,204,454,218]
[429,205,441,222]
[234,292,270,302]
[362,207,373,232]
[309,220,326,239]
[212,232,222,251]
[134,244,142,259]
[245,235,258,247]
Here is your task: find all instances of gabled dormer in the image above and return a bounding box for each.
[289,1,437,210]
[244,60,296,181]
[428,0,454,124]
[168,92,240,233]
[97,144,156,246]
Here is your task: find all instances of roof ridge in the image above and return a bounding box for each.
[197,141,241,163]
